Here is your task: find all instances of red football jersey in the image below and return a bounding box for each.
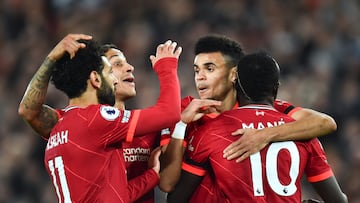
[183,105,333,202]
[45,105,159,203]
[123,132,161,203]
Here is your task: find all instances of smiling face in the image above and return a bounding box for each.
[104,48,136,102]
[194,52,237,102]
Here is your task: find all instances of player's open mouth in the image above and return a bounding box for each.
[122,77,135,86]
[197,85,208,93]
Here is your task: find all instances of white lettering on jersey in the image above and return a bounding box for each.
[121,110,131,123]
[161,128,171,135]
[100,106,120,121]
[46,130,68,150]
[123,147,151,162]
[242,118,285,129]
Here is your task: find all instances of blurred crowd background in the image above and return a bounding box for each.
[0,0,359,202]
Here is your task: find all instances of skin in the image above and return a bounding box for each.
[166,52,346,203]
[159,50,337,193]
[18,34,183,177]
[104,48,136,110]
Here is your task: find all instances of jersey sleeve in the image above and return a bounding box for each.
[127,169,160,202]
[160,96,194,147]
[274,99,302,116]
[95,58,182,145]
[132,58,181,136]
[305,138,334,182]
[181,128,211,177]
[86,105,137,145]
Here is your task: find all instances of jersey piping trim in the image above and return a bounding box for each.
[126,110,140,142]
[237,104,275,111]
[160,138,187,148]
[160,138,170,146]
[181,162,206,176]
[307,169,334,182]
[287,106,302,116]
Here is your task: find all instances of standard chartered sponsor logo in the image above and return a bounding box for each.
[123,147,151,162]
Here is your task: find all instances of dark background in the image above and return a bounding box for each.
[0,0,359,202]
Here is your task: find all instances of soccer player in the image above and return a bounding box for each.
[167,51,347,202]
[159,34,337,197]
[18,34,182,202]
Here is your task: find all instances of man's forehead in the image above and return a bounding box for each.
[194,52,225,65]
[107,48,126,61]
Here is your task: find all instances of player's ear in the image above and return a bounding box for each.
[230,66,238,83]
[89,71,102,89]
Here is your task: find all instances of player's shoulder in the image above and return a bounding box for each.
[78,104,122,121]
[274,99,302,115]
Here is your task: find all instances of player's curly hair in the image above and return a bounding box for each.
[235,51,280,103]
[194,34,245,68]
[51,39,103,99]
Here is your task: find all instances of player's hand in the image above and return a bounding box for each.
[148,147,161,174]
[181,99,221,124]
[47,34,92,61]
[149,40,182,66]
[301,199,324,203]
[223,128,271,162]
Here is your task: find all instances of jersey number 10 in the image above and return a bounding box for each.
[250,141,300,197]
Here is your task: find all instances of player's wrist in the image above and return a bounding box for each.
[171,120,187,139]
[44,57,57,69]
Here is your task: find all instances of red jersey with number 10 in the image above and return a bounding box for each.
[184,104,333,202]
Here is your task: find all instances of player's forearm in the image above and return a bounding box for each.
[153,58,181,122]
[135,58,181,135]
[127,169,160,202]
[268,112,337,142]
[18,57,58,137]
[159,139,184,192]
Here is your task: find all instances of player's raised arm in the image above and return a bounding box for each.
[132,40,183,135]
[18,34,92,138]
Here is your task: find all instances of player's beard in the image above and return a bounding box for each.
[97,75,115,106]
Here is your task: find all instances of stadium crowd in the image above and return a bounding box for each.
[0,0,359,202]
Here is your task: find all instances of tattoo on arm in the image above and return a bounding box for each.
[37,106,59,136]
[22,57,55,111]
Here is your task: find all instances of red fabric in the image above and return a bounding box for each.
[127,169,160,202]
[274,99,302,115]
[44,57,181,203]
[184,105,332,202]
[134,58,181,136]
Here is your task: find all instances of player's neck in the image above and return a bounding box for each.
[238,97,274,107]
[114,100,125,110]
[68,91,99,108]
[218,91,237,113]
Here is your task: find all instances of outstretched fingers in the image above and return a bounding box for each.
[150,40,182,65]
